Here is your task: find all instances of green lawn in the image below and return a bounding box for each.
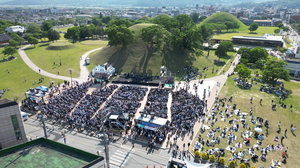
[54,26,73,32]
[25,40,108,77]
[213,27,278,40]
[192,75,300,167]
[0,48,63,102]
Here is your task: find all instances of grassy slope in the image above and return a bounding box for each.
[25,40,108,77]
[0,48,63,101]
[200,12,248,30]
[90,23,237,78]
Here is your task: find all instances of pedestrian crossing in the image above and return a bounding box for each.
[109,147,134,167]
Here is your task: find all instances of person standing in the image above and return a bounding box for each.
[281,136,285,144]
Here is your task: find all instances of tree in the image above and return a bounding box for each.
[220,41,234,52]
[277,23,284,28]
[8,39,19,48]
[141,25,168,50]
[237,47,251,61]
[41,21,53,31]
[101,16,112,24]
[199,16,207,22]
[79,25,92,39]
[108,18,133,28]
[92,17,102,26]
[215,44,227,61]
[248,22,259,32]
[11,33,24,46]
[93,26,105,38]
[28,36,39,47]
[262,58,291,86]
[190,13,199,23]
[64,27,80,42]
[235,64,251,81]
[225,21,234,32]
[105,25,134,47]
[2,46,17,57]
[99,12,103,19]
[277,47,288,54]
[47,29,60,42]
[274,28,280,34]
[26,23,41,33]
[249,47,268,63]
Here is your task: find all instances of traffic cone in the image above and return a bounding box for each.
[153,165,156,168]
[146,166,148,168]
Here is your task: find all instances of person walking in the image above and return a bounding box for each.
[281,136,285,144]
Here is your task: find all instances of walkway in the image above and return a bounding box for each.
[18,45,103,83]
[161,54,240,151]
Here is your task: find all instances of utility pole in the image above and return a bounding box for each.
[38,114,48,138]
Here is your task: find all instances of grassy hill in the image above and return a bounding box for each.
[200,12,247,30]
[89,23,163,76]
[89,23,236,78]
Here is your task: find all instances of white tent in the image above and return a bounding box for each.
[184,159,211,168]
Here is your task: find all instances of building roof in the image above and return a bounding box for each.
[232,36,283,42]
[253,20,272,22]
[0,34,12,42]
[0,138,103,168]
[0,98,17,108]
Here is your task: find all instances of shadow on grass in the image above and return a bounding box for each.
[106,47,129,73]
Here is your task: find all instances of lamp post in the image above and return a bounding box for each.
[57,54,62,66]
[38,114,48,139]
[69,70,72,86]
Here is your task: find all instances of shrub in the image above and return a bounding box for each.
[218,157,225,165]
[209,155,216,162]
[202,152,208,160]
[194,151,200,157]
[228,160,236,168]
[239,163,246,168]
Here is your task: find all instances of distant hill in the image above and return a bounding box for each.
[200,12,247,29]
[235,0,300,9]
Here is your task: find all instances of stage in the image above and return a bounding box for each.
[112,74,174,87]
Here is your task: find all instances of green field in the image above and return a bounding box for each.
[192,74,300,167]
[213,27,278,40]
[0,48,63,101]
[25,40,108,77]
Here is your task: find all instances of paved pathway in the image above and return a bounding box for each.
[18,45,103,83]
[162,54,240,151]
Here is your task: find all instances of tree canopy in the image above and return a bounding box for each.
[249,22,259,32]
[105,25,134,47]
[2,46,17,57]
[64,27,80,42]
[47,29,60,42]
[262,58,291,86]
[234,64,251,81]
[238,47,268,64]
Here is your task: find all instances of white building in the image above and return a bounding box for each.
[92,63,115,80]
[5,25,25,33]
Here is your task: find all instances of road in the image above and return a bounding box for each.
[23,116,170,168]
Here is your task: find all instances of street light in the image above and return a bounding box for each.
[57,54,62,66]
[69,70,72,86]
[38,114,48,139]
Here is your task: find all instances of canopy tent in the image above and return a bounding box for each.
[184,159,211,168]
[35,86,49,91]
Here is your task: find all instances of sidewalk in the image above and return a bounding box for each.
[163,54,240,151]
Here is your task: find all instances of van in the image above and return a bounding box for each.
[21,112,28,121]
[85,57,90,65]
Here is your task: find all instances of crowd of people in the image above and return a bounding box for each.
[192,96,293,167]
[144,88,170,118]
[171,88,206,136]
[104,85,148,115]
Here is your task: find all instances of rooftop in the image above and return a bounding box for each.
[0,138,103,168]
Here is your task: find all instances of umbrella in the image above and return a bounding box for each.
[246,138,251,141]
[254,127,262,132]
